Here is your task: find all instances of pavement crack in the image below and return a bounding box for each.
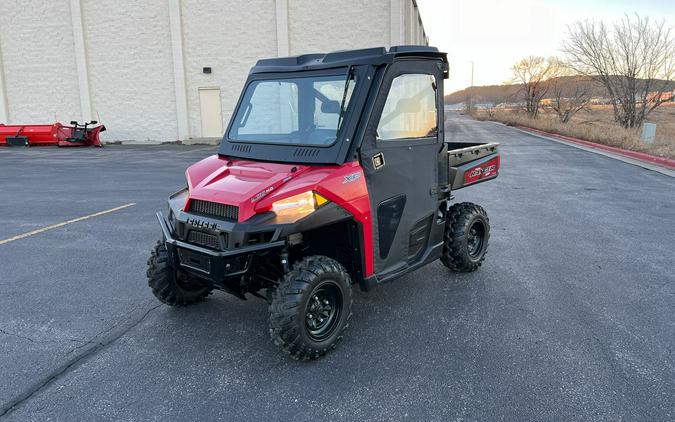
[65,301,153,356]
[0,301,162,418]
[0,328,86,346]
[0,328,37,343]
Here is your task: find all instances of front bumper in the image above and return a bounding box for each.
[157,211,285,283]
[158,187,354,284]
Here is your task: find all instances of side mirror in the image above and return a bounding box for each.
[70,121,78,125]
[89,120,98,125]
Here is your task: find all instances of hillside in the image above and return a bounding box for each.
[444,76,675,105]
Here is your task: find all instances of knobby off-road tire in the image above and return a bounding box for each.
[441,202,490,272]
[269,256,353,361]
[147,240,212,306]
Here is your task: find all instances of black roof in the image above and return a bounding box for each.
[250,46,448,74]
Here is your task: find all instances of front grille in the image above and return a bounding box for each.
[190,199,239,222]
[188,230,222,250]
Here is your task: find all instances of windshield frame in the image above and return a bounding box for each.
[226,70,355,148]
[219,66,371,165]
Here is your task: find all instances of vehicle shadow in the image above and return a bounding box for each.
[151,260,490,369]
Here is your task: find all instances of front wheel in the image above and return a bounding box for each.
[147,241,212,306]
[441,202,490,272]
[269,256,353,361]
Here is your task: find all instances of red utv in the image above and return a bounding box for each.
[148,46,499,360]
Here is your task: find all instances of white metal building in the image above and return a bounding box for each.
[0,0,427,143]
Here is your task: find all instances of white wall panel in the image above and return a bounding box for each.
[82,0,177,141]
[288,0,390,54]
[181,0,277,140]
[0,0,80,123]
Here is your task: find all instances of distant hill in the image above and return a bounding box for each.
[444,76,675,105]
[444,83,520,106]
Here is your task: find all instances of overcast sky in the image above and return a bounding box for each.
[416,0,675,94]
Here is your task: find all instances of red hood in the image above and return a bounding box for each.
[184,155,368,223]
[185,155,323,222]
[183,154,373,276]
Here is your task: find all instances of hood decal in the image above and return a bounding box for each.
[250,186,275,203]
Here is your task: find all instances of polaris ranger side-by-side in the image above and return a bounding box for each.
[148,46,500,360]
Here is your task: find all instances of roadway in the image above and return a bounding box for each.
[0,114,673,420]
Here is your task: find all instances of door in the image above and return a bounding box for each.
[199,87,224,137]
[360,61,443,276]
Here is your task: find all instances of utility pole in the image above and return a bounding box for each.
[471,61,474,87]
[467,61,474,113]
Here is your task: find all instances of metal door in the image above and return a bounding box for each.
[360,60,444,276]
[199,87,223,138]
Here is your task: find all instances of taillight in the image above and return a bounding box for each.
[464,156,499,185]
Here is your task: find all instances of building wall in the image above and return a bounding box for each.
[181,0,278,139]
[82,0,178,141]
[287,0,391,54]
[0,0,81,124]
[0,0,427,143]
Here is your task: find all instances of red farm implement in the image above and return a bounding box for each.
[0,121,105,147]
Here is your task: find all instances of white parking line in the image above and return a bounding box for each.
[0,203,136,245]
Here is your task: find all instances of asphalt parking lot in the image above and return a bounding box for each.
[1,114,673,421]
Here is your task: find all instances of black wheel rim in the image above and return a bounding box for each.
[305,281,342,341]
[467,220,485,258]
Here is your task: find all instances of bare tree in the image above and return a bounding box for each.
[563,14,675,128]
[479,95,498,119]
[483,101,497,119]
[511,56,556,117]
[547,59,590,123]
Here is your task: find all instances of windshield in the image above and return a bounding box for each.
[228,72,355,146]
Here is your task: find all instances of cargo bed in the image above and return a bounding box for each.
[446,142,500,190]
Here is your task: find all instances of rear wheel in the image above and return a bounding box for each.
[269,256,353,361]
[441,202,490,272]
[147,241,212,306]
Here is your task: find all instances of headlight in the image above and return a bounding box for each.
[271,191,329,223]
